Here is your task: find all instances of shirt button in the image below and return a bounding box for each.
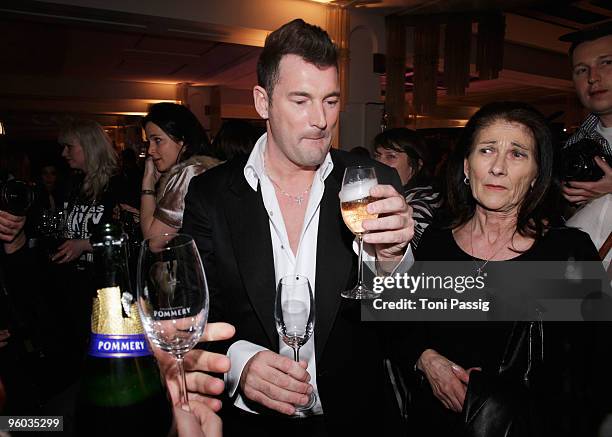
[269,210,273,216]
[281,245,285,250]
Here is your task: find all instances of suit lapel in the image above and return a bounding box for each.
[314,159,355,362]
[224,166,279,350]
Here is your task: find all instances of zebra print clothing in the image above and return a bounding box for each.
[405,184,442,249]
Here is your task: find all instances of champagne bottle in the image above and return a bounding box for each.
[76,222,173,435]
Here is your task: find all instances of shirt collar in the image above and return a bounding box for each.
[244,132,334,191]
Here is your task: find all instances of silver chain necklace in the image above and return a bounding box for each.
[268,176,311,205]
[469,222,513,275]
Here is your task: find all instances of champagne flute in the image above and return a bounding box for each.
[339,166,379,299]
[274,274,316,413]
[136,233,209,410]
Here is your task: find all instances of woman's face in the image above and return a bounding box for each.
[464,120,538,214]
[374,147,416,186]
[61,138,86,172]
[145,122,183,172]
[41,165,57,190]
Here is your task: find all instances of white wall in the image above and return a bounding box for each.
[340,9,385,150]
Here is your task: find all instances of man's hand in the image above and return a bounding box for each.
[362,184,414,262]
[155,323,234,411]
[0,210,25,243]
[563,156,612,203]
[174,401,222,437]
[239,350,313,415]
[168,323,233,436]
[417,349,479,413]
[52,239,90,264]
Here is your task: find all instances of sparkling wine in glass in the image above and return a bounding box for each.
[339,166,378,299]
[137,233,209,410]
[274,274,316,413]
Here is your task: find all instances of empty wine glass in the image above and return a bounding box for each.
[274,274,316,413]
[339,166,379,299]
[137,233,209,410]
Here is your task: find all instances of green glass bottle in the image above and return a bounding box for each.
[76,222,173,435]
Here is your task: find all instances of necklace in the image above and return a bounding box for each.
[268,176,311,205]
[469,223,513,276]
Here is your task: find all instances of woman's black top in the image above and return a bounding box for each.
[409,225,608,436]
[64,174,121,263]
[415,225,600,262]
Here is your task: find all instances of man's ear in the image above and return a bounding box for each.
[253,86,269,120]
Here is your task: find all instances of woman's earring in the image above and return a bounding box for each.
[463,176,470,185]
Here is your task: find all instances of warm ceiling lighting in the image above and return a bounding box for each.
[306,0,334,3]
[0,121,5,135]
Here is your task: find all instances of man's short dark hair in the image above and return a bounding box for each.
[560,21,612,60]
[257,19,338,101]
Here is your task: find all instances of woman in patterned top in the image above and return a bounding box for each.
[373,128,442,248]
[53,119,122,352]
[55,119,119,265]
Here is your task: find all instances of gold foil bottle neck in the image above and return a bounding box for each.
[91,286,145,335]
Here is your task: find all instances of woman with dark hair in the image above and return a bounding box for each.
[374,128,442,248]
[410,102,607,435]
[140,103,220,239]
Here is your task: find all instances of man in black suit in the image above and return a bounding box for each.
[182,19,414,436]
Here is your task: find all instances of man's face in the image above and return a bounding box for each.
[572,35,612,117]
[255,54,340,168]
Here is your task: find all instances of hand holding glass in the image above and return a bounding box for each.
[274,274,316,412]
[339,166,379,299]
[137,233,209,410]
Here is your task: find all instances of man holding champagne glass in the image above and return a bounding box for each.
[182,18,414,436]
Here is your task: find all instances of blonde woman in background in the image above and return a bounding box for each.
[54,119,119,265]
[53,119,121,353]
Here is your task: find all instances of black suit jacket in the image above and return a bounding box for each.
[182,149,405,435]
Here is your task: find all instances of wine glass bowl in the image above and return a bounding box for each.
[339,166,379,299]
[137,233,208,410]
[274,274,316,413]
[141,313,206,357]
[339,176,378,235]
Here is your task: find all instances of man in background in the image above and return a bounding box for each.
[560,22,612,268]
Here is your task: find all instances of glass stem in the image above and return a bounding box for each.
[357,234,364,287]
[176,355,190,411]
[294,347,300,362]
